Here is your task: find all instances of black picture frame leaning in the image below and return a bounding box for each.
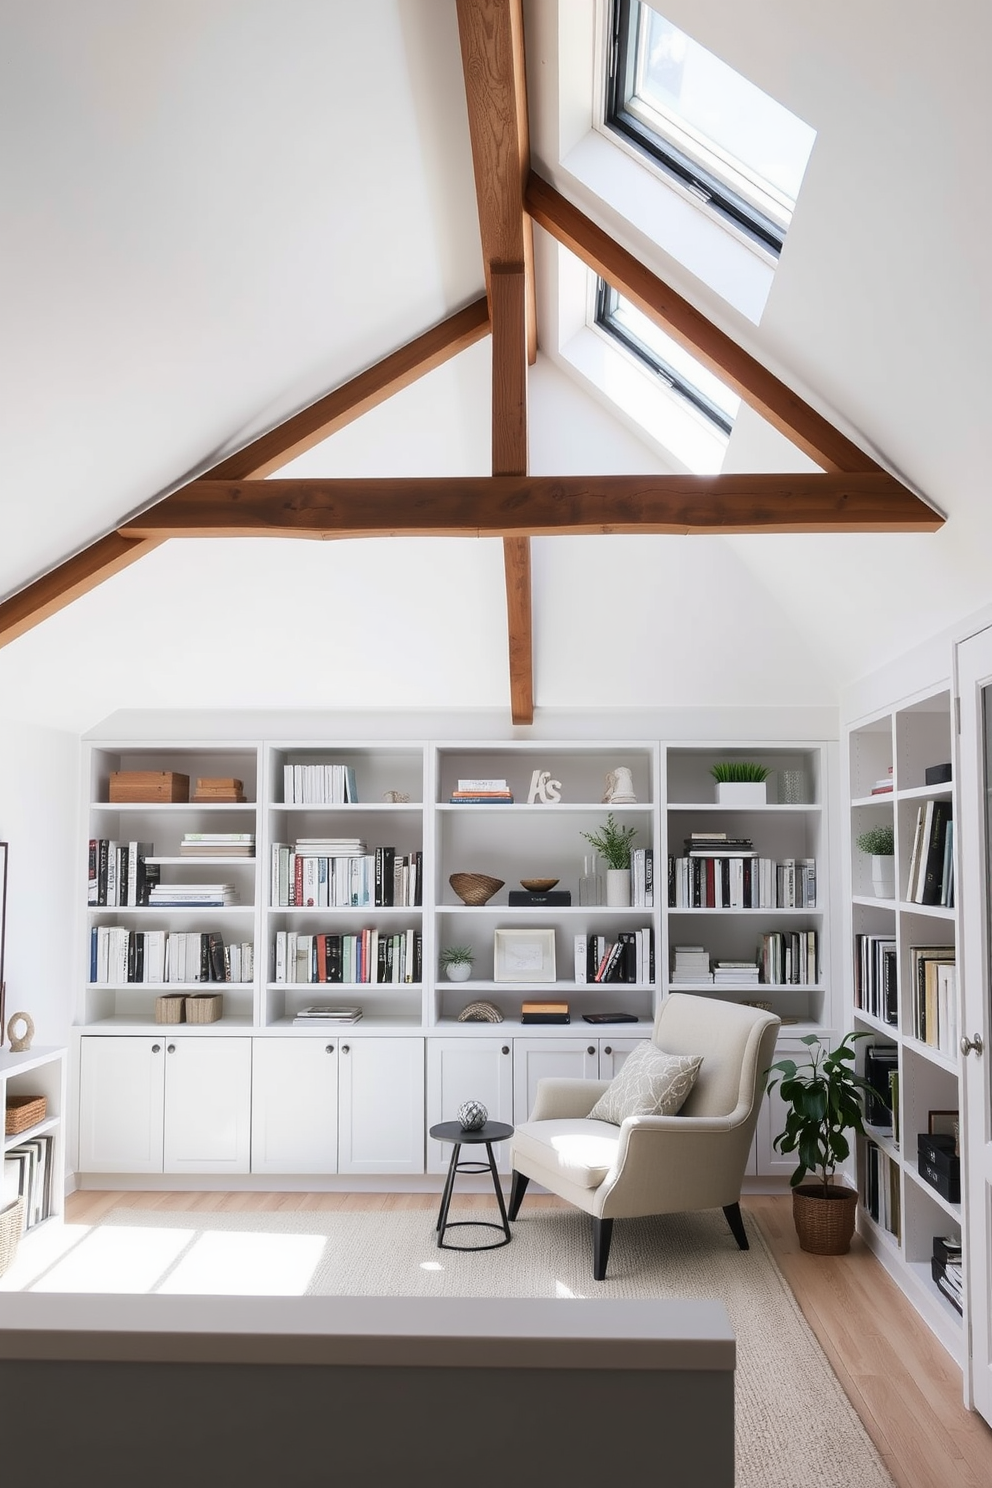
[0,841,7,1048]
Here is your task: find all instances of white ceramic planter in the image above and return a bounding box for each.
[606,868,631,907]
[445,962,473,981]
[715,782,767,806]
[870,855,896,900]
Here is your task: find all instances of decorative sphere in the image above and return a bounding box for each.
[457,1099,488,1131]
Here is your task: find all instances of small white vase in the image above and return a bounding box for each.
[606,868,631,907]
[445,962,473,981]
[871,855,895,900]
[716,781,767,805]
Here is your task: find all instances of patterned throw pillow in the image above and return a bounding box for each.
[587,1042,702,1125]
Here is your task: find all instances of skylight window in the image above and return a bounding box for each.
[595,281,740,435]
[605,0,816,255]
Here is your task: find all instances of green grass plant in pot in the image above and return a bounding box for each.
[439,946,475,982]
[856,823,896,900]
[766,1030,873,1254]
[710,760,770,805]
[581,812,637,907]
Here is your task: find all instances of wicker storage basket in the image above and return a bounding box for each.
[792,1183,859,1255]
[449,872,504,906]
[0,1196,25,1279]
[5,1094,47,1135]
[185,993,223,1024]
[155,994,187,1024]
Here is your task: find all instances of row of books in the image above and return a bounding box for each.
[854,933,897,1024]
[668,854,816,909]
[629,847,654,908]
[573,929,653,984]
[670,931,818,986]
[271,844,422,908]
[274,928,423,985]
[905,801,954,906]
[863,1043,899,1129]
[910,944,957,1053]
[88,927,254,984]
[88,839,160,906]
[283,762,358,804]
[3,1132,55,1232]
[862,1140,901,1240]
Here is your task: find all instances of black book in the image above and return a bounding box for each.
[414,930,423,984]
[381,846,396,907]
[328,934,343,983]
[667,853,676,908]
[920,801,952,906]
[134,931,145,984]
[374,847,384,907]
[507,889,572,906]
[200,933,211,983]
[376,936,388,985]
[615,931,638,983]
[208,931,226,982]
[98,838,109,905]
[520,1012,570,1024]
[582,1012,639,1024]
[126,930,137,983]
[414,850,423,907]
[864,1045,898,1127]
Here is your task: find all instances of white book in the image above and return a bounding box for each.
[574,933,587,983]
[457,778,508,790]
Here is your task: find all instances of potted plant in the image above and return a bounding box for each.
[710,760,770,805]
[439,945,475,982]
[766,1030,873,1254]
[856,823,895,900]
[580,812,637,906]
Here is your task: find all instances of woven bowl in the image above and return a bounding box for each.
[520,878,559,892]
[449,872,504,905]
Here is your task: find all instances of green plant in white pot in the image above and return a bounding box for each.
[580,813,637,907]
[856,823,895,900]
[439,946,475,982]
[710,761,770,805]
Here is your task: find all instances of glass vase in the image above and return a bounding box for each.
[578,855,604,906]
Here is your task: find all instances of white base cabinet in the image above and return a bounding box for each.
[338,1037,425,1175]
[512,1036,640,1126]
[426,1036,514,1172]
[251,1037,339,1174]
[78,1036,252,1175]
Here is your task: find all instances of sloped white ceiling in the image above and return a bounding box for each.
[0,0,990,731]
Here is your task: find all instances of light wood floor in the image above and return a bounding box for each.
[64,1188,992,1488]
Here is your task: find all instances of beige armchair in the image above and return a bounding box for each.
[507,994,781,1279]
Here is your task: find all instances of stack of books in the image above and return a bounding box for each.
[870,768,894,795]
[712,960,760,986]
[292,1005,363,1027]
[449,778,514,803]
[148,883,238,907]
[193,776,246,802]
[521,1000,569,1024]
[931,1236,962,1314]
[180,832,255,858]
[671,945,712,984]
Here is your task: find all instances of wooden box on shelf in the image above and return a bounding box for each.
[5,1093,47,1135]
[109,771,190,803]
[185,993,223,1024]
[155,994,187,1024]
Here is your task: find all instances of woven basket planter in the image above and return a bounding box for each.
[0,1196,25,1279]
[792,1183,859,1255]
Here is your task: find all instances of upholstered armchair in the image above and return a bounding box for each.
[507,994,782,1280]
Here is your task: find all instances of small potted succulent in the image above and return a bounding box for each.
[439,945,475,982]
[711,761,770,805]
[581,812,638,907]
[856,823,895,900]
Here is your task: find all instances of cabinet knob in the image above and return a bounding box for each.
[501,1046,510,1056]
[587,1046,596,1056]
[604,1045,613,1055]
[167,1044,176,1054]
[342,1044,350,1054]
[325,1044,335,1054]
[961,1033,984,1057]
[151,1043,161,1054]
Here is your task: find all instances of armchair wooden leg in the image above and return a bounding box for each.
[508,1169,530,1220]
[593,1217,614,1281]
[723,1202,749,1250]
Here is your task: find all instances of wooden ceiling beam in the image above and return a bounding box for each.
[525,171,889,478]
[0,535,161,648]
[119,472,942,540]
[209,296,490,481]
[490,262,532,722]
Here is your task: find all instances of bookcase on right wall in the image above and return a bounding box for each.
[846,687,963,1360]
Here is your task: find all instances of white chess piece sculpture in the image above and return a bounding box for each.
[603,766,637,804]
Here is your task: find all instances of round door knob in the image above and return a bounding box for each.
[961,1033,985,1056]
[501,1046,510,1055]
[167,1044,176,1054]
[151,1043,161,1054]
[342,1044,350,1054]
[325,1044,335,1053]
[587,1046,596,1055]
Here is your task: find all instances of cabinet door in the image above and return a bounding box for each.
[752,1039,808,1178]
[338,1037,425,1174]
[426,1037,514,1173]
[162,1037,252,1174]
[78,1036,166,1173]
[598,1037,642,1079]
[513,1039,599,1124]
[251,1037,339,1174]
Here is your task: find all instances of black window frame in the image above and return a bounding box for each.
[594,280,735,436]
[604,0,786,257]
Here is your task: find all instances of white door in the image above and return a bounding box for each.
[162,1037,252,1174]
[77,1036,166,1173]
[512,1038,599,1125]
[251,1037,339,1174]
[426,1036,514,1172]
[954,627,992,1421]
[338,1037,425,1174]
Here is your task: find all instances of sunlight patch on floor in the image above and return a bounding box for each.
[28,1224,194,1293]
[155,1229,325,1295]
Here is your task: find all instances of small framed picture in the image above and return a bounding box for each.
[928,1109,959,1139]
[493,927,556,983]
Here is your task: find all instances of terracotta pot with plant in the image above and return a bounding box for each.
[766,1030,873,1254]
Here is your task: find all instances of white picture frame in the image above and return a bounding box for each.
[493,927,556,983]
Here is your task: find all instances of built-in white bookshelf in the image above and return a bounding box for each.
[846,687,963,1361]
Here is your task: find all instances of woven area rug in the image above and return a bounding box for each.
[30,1201,895,1488]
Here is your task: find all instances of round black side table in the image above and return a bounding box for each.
[429,1119,515,1250]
